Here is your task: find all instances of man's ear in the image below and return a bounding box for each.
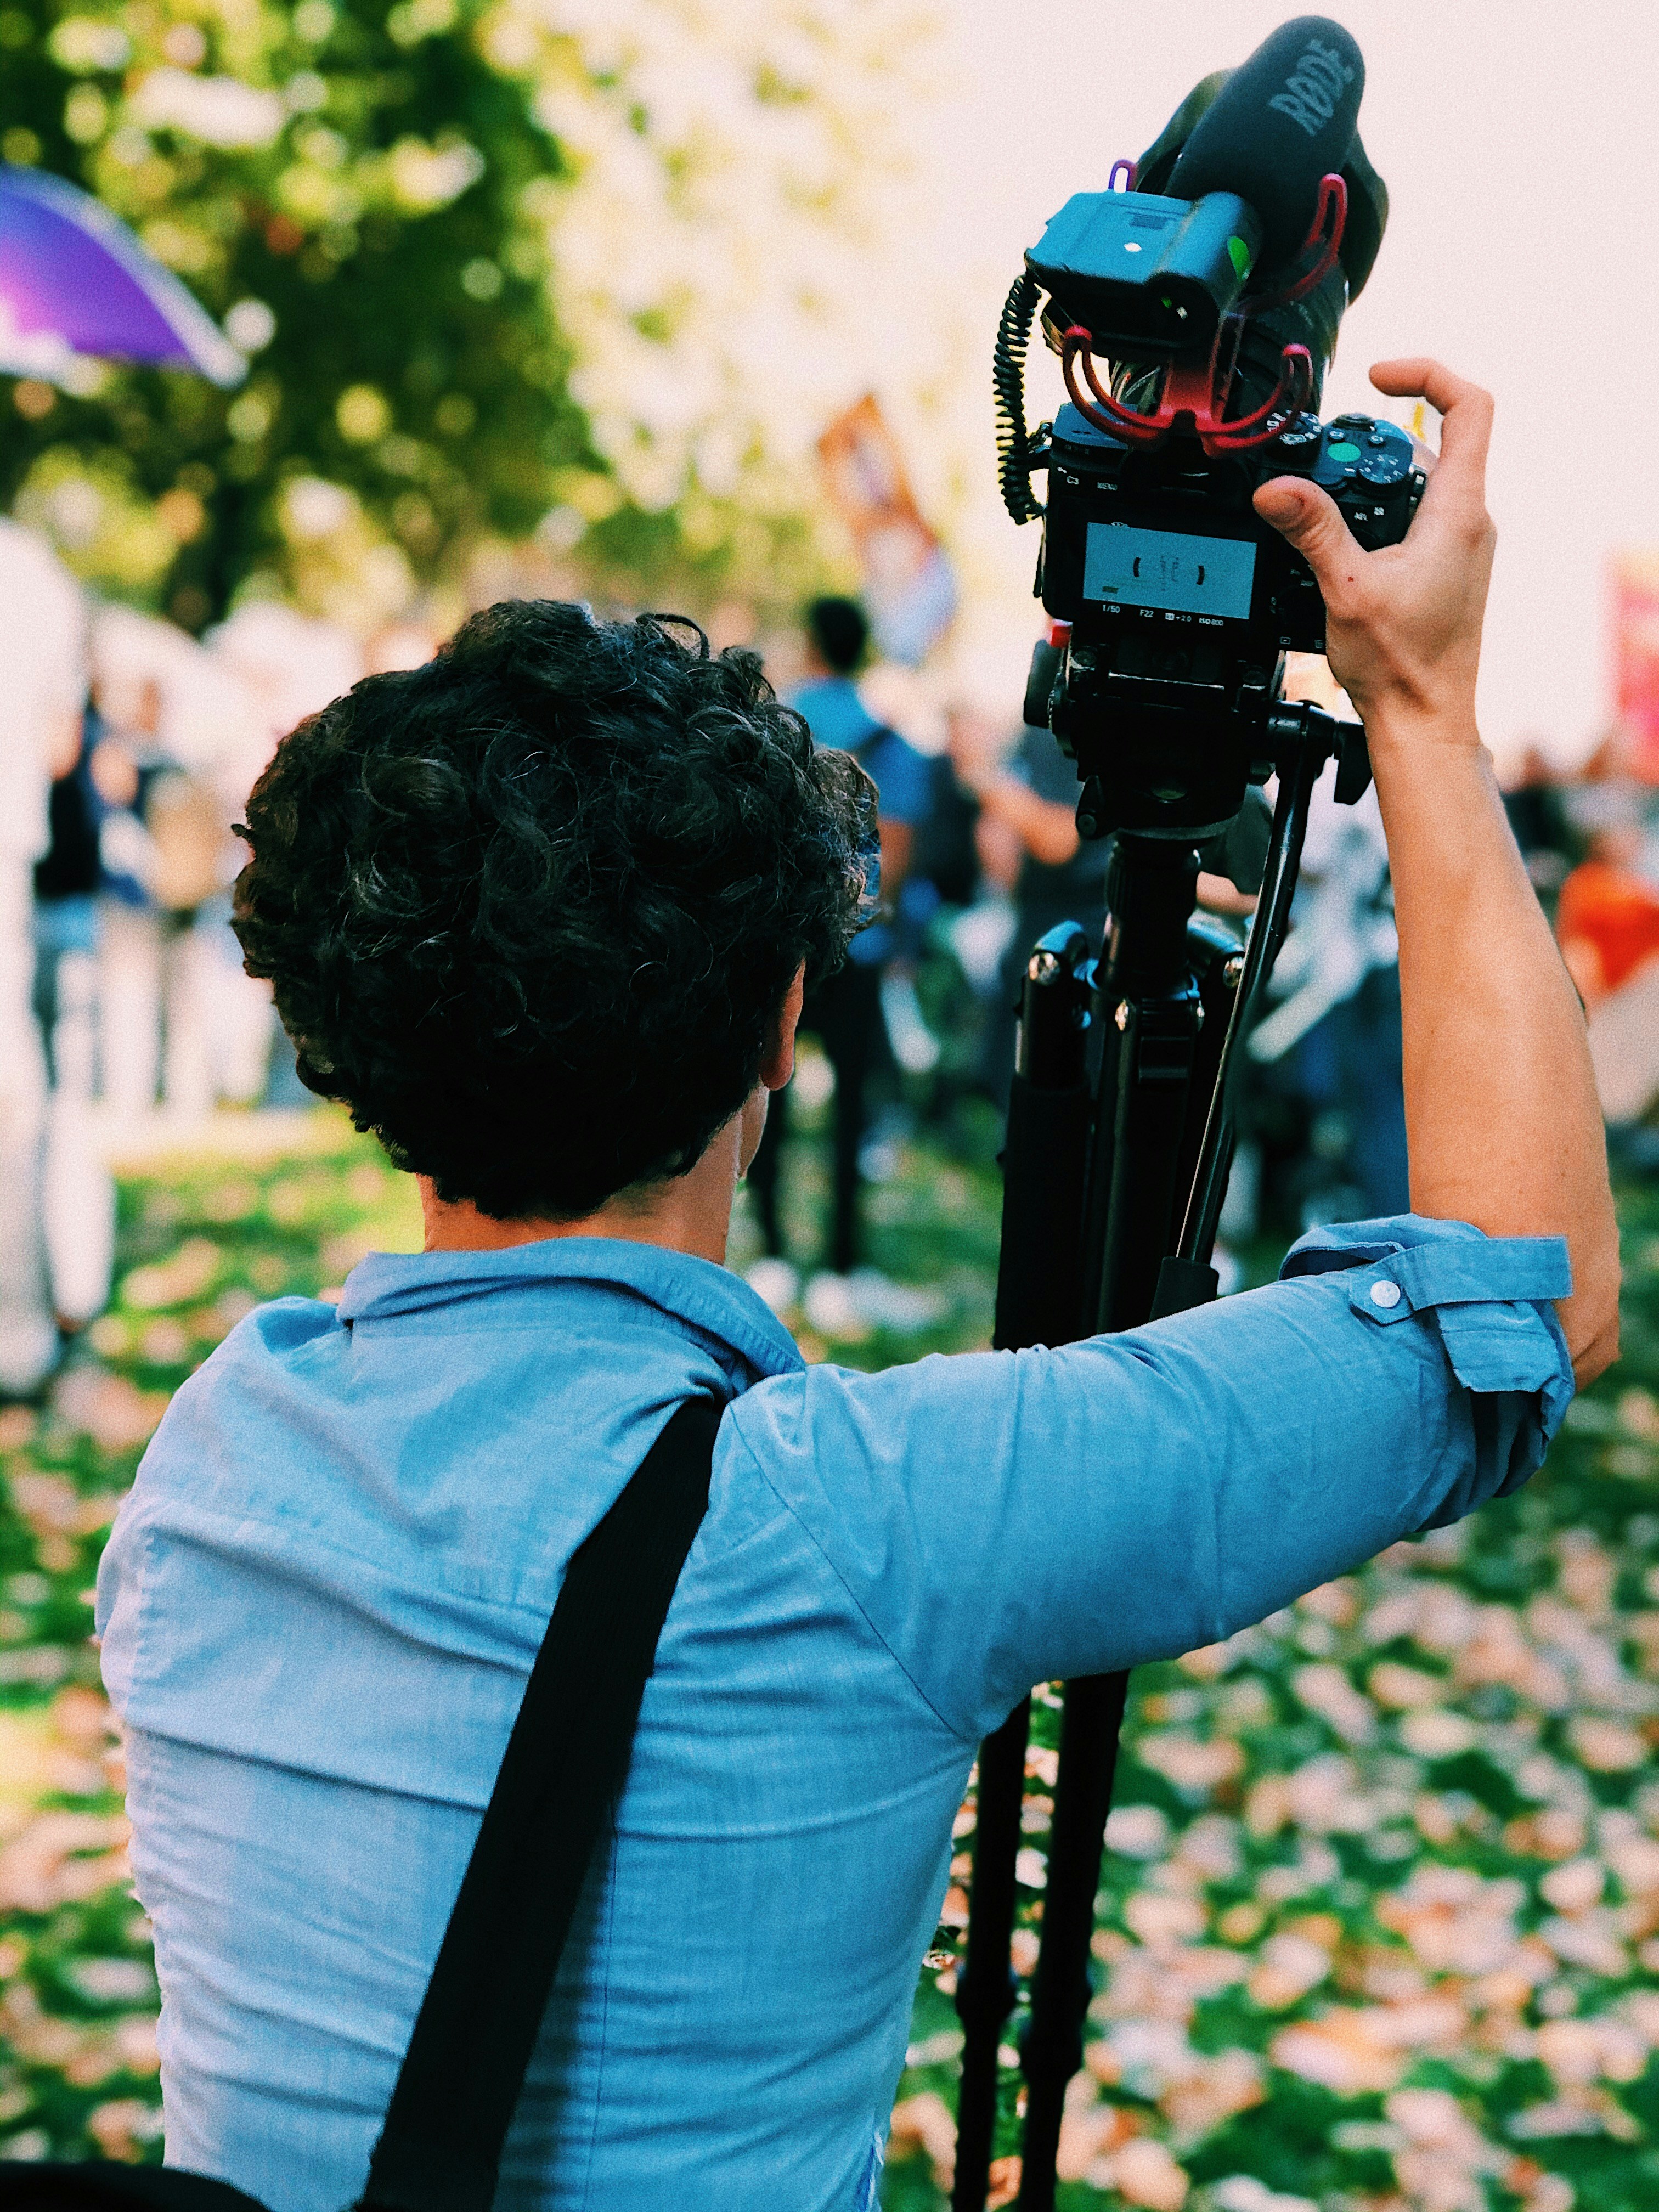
[760,963,806,1091]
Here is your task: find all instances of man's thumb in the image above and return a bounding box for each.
[1253,478,1356,582]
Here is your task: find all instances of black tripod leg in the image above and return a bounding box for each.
[995,719,1336,2211]
[952,1694,1031,2212]
[1014,1669,1128,2211]
[1017,847,1199,2209]
[954,926,1094,2211]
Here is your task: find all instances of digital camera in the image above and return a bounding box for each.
[999,171,1417,839]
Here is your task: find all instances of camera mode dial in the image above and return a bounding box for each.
[1271,411,1323,462]
[1318,415,1421,551]
[1259,413,1422,551]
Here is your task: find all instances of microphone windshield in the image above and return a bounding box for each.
[1165,17,1364,272]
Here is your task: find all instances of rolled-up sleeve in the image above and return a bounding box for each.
[732,1214,1574,1741]
[1278,1213,1573,1518]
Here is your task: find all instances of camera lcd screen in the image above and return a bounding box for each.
[1083,522,1256,620]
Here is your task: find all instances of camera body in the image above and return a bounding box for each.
[1039,399,1422,658]
[1025,403,1421,837]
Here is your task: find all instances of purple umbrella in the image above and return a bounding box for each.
[0,162,244,386]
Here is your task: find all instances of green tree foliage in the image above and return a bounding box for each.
[0,0,934,634]
[0,0,599,627]
[529,0,933,625]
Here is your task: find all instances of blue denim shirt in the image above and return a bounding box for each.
[96,1214,1573,2212]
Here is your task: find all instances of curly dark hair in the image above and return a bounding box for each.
[233,601,874,1219]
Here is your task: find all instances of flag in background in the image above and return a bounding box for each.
[817,393,957,668]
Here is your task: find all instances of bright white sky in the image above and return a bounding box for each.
[882,0,1659,764]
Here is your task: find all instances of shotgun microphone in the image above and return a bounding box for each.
[1166,16,1365,272]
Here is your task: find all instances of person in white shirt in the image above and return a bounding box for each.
[0,521,88,1397]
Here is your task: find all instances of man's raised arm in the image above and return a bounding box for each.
[1255,359,1620,1383]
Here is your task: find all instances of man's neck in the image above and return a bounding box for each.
[417,1109,746,1267]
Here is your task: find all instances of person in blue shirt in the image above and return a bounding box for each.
[746,596,929,1311]
[98,361,1619,2212]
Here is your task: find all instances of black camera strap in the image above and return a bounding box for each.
[356,1393,724,2212]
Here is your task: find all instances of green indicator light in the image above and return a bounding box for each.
[1227,235,1252,280]
[1328,441,1362,462]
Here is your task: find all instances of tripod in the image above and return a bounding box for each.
[951,700,1366,2212]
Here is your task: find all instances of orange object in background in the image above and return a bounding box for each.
[1556,859,1659,1003]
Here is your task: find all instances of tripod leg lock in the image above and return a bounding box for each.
[1333,716,1373,805]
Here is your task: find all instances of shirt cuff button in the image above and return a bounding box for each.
[1369,1279,1403,1310]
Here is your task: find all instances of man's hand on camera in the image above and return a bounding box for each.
[1254,359,1496,749]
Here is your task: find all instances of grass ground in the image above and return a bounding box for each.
[1,1071,1657,2212]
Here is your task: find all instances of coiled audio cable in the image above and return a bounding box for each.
[992,270,1045,525]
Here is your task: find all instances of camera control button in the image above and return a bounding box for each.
[1369,1279,1403,1310]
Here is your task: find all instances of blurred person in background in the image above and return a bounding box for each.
[856,659,956,1105]
[1238,763,1409,1236]
[746,594,936,1336]
[0,520,87,1397]
[905,696,982,924]
[92,606,290,1120]
[1554,796,1659,1008]
[1555,794,1659,1165]
[32,684,117,1341]
[876,690,1012,1128]
[32,684,104,1058]
[90,618,212,1120]
[1502,743,1580,915]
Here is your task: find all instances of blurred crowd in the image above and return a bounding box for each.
[6,534,1659,1393]
[746,602,1659,1335]
[0,515,437,1397]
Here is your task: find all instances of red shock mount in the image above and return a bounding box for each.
[1060,171,1348,459]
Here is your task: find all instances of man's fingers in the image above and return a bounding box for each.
[1368,357,1493,515]
[1258,358,1494,594]
[1253,478,1362,595]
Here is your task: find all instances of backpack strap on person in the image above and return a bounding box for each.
[356,1394,724,2212]
[849,719,898,770]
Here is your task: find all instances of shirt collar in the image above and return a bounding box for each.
[336,1235,805,1380]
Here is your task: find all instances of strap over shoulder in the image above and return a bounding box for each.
[357,1394,724,2212]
